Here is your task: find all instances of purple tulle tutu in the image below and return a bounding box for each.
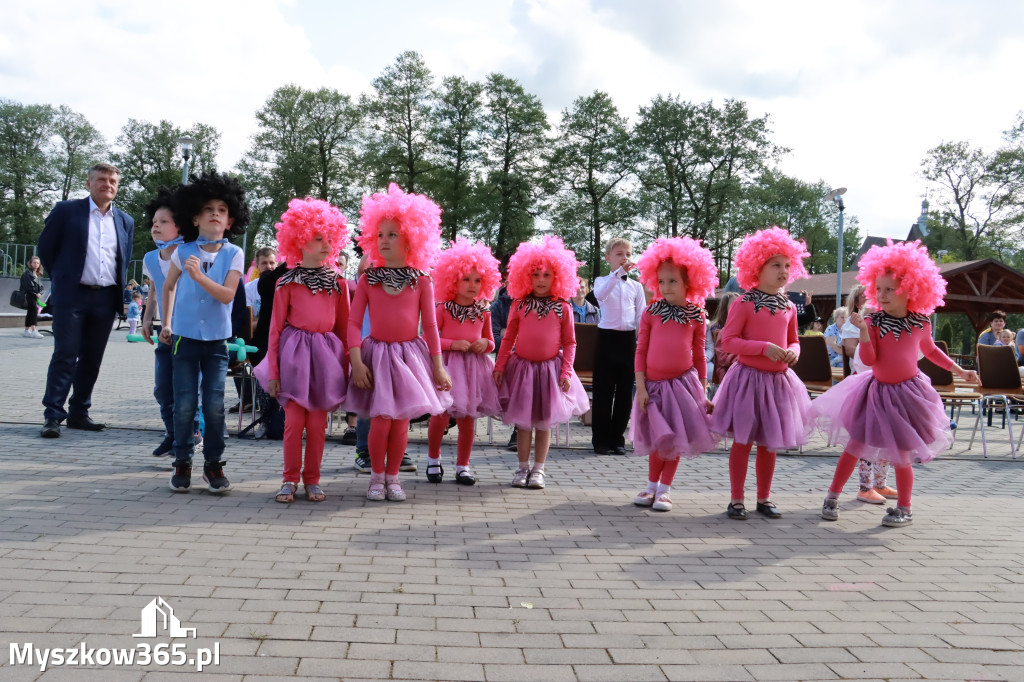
[345,336,452,419]
[710,362,812,451]
[629,368,718,460]
[811,371,951,466]
[253,327,347,412]
[498,354,590,430]
[443,350,501,419]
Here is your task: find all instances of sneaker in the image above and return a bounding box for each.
[527,470,545,489]
[340,426,357,445]
[23,329,43,339]
[634,490,655,507]
[821,497,840,521]
[367,474,385,501]
[874,486,899,499]
[511,467,530,487]
[399,454,417,472]
[227,402,253,414]
[652,493,673,512]
[152,435,174,457]
[169,460,192,492]
[856,488,886,504]
[385,479,406,501]
[881,506,913,528]
[202,461,231,493]
[354,449,371,473]
[506,429,518,452]
[193,432,203,454]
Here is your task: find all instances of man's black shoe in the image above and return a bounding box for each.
[612,446,627,455]
[41,419,61,438]
[67,416,106,431]
[152,435,174,457]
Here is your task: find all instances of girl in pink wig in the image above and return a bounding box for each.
[347,184,453,502]
[630,237,720,512]
[815,240,978,527]
[253,198,351,503]
[426,238,503,485]
[493,236,591,489]
[711,226,813,521]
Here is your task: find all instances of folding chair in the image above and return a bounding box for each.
[793,335,836,396]
[974,343,1024,458]
[555,323,598,447]
[918,340,983,450]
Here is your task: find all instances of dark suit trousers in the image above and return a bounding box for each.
[591,328,636,449]
[42,286,117,421]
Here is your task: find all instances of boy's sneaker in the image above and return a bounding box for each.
[400,454,417,472]
[152,435,174,457]
[354,449,371,473]
[511,467,530,487]
[821,497,840,521]
[169,460,192,492]
[881,507,913,528]
[340,426,357,445]
[202,461,231,494]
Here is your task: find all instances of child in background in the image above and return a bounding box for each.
[160,172,249,494]
[426,238,503,485]
[347,184,452,502]
[816,240,979,527]
[254,198,351,503]
[711,227,813,520]
[494,236,590,489]
[127,292,143,335]
[630,237,719,512]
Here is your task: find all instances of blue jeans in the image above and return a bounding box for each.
[154,343,175,437]
[356,416,370,452]
[172,336,228,462]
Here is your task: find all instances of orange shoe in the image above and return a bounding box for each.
[874,486,898,499]
[856,488,886,504]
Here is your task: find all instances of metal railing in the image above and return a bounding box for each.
[0,243,37,278]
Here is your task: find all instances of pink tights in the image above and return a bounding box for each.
[648,454,680,486]
[282,403,327,484]
[729,442,776,501]
[427,414,475,466]
[829,451,913,507]
[369,416,410,477]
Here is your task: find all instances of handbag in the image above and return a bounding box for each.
[9,290,29,310]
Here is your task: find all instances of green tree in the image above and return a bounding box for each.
[362,51,434,193]
[548,91,638,281]
[0,99,54,244]
[428,76,484,242]
[475,73,549,263]
[50,105,107,201]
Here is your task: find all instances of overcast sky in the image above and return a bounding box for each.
[3,0,1022,241]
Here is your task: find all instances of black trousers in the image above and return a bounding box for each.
[591,328,636,449]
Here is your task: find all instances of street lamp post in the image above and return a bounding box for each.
[177,136,196,184]
[825,187,847,308]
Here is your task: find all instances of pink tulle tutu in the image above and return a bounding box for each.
[253,327,347,412]
[710,362,812,450]
[498,354,590,430]
[346,336,452,419]
[810,371,951,466]
[629,368,718,459]
[443,349,502,419]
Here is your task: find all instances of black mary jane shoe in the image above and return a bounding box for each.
[727,502,748,520]
[454,469,476,486]
[756,501,783,519]
[426,461,444,483]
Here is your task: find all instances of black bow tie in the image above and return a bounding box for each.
[620,275,628,281]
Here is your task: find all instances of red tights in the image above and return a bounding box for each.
[369,416,410,476]
[427,414,475,466]
[829,451,913,507]
[648,455,680,486]
[729,442,776,501]
[282,403,327,484]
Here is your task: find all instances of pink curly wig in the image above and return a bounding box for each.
[506,235,582,300]
[356,183,442,270]
[734,226,810,290]
[857,239,946,315]
[432,237,502,303]
[636,237,718,305]
[274,198,350,268]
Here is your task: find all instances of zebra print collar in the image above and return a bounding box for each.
[364,266,427,291]
[276,266,342,295]
[442,300,488,324]
[867,311,929,339]
[516,295,564,320]
[742,289,791,315]
[648,300,704,326]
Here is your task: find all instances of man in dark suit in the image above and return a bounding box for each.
[37,163,135,437]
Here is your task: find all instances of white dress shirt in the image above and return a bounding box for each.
[81,197,119,286]
[593,266,646,331]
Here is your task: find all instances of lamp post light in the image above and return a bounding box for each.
[825,187,847,308]
[177,136,196,184]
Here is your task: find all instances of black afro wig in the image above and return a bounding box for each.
[144,185,183,230]
[174,171,250,242]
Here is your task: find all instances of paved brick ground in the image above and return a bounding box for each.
[1,327,1023,681]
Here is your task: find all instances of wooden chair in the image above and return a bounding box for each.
[918,340,983,449]
[792,335,835,396]
[974,343,1024,458]
[553,323,599,447]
